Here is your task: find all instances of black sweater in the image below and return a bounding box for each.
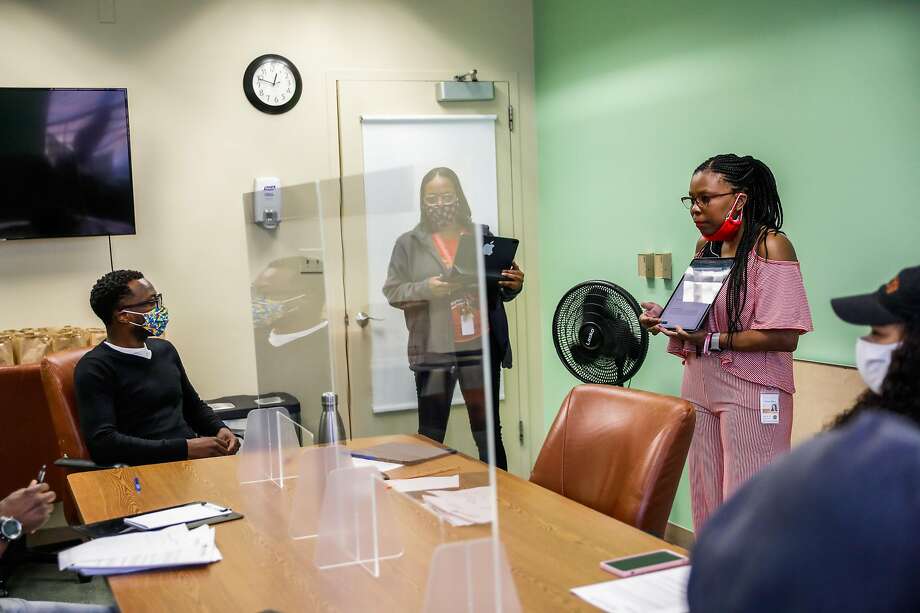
[74,339,225,465]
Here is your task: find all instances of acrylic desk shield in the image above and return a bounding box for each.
[241,160,520,610]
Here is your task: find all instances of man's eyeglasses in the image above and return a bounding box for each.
[681,191,736,209]
[122,293,164,311]
[424,193,459,206]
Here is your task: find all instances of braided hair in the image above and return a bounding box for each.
[695,154,784,340]
[90,269,144,324]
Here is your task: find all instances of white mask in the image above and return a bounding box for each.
[855,337,901,395]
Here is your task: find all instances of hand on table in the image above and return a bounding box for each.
[216,428,241,455]
[187,437,231,459]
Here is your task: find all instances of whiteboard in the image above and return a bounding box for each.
[361,114,499,414]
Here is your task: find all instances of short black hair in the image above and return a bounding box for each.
[90,270,144,324]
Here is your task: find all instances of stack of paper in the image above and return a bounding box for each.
[351,457,403,473]
[422,486,493,526]
[124,502,231,530]
[59,524,222,576]
[388,475,460,493]
[571,566,690,613]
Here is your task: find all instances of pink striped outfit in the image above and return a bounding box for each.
[668,250,812,531]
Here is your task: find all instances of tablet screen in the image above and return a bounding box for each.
[659,258,734,331]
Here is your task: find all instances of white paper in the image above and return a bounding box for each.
[124,502,231,530]
[422,486,493,526]
[388,475,460,493]
[59,524,222,576]
[350,457,403,473]
[571,566,690,613]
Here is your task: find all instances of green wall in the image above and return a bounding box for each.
[534,0,920,529]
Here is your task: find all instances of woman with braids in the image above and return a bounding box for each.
[639,154,813,530]
[830,265,920,429]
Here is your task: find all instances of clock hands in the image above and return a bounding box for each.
[272,72,278,87]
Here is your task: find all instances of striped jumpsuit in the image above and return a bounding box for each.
[668,248,813,531]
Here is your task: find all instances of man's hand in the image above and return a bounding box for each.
[216,428,240,455]
[187,437,230,459]
[0,481,55,533]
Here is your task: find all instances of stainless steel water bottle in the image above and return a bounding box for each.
[317,392,346,444]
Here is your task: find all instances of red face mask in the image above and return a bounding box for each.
[702,194,744,242]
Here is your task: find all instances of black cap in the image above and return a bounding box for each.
[831,265,920,325]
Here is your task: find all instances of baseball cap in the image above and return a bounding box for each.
[831,265,920,325]
[687,411,920,613]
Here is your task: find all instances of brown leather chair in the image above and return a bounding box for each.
[40,347,92,524]
[530,384,695,538]
[0,364,68,502]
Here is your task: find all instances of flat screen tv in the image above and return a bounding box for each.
[0,88,135,240]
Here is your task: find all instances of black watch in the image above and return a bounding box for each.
[0,516,22,543]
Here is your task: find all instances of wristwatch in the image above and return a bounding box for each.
[709,333,723,353]
[0,516,22,543]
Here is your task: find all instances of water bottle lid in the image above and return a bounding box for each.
[321,392,338,408]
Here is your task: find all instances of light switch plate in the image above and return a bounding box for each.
[654,253,672,279]
[637,253,655,278]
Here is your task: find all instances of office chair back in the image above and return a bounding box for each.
[41,347,92,524]
[530,384,695,538]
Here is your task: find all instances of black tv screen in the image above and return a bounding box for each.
[0,88,135,240]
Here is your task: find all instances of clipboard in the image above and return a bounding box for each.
[73,501,243,539]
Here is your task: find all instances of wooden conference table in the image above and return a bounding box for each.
[69,434,685,612]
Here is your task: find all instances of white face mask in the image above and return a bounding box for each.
[855,337,901,395]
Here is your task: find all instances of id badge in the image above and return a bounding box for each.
[760,390,780,425]
[460,312,475,337]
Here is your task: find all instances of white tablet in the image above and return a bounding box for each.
[659,258,734,332]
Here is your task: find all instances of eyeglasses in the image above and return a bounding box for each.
[122,293,163,311]
[681,191,736,209]
[423,193,459,206]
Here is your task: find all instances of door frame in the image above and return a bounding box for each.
[321,69,542,474]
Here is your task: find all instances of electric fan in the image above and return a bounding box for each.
[552,280,649,385]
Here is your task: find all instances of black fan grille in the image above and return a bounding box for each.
[552,280,649,385]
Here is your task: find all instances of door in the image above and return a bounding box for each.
[332,78,526,474]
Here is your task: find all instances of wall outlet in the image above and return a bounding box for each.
[301,257,324,274]
[637,253,655,278]
[654,253,672,279]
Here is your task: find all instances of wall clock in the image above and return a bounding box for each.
[243,54,302,114]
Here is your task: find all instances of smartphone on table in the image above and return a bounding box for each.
[599,549,688,578]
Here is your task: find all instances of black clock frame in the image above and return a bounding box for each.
[243,53,302,115]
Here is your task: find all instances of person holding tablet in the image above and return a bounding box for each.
[383,167,524,470]
[639,154,812,530]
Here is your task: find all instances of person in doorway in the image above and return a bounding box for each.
[76,270,240,466]
[639,154,812,530]
[383,167,524,470]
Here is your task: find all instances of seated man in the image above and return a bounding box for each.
[0,481,114,612]
[76,270,239,465]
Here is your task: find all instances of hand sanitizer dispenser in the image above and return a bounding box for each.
[254,177,282,229]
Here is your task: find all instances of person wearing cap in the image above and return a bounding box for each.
[828,265,920,426]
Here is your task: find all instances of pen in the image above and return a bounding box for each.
[36,464,46,484]
[134,477,141,493]
[350,453,379,461]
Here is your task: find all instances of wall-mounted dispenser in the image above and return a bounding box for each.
[254,177,282,230]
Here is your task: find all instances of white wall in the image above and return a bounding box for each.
[0,0,538,398]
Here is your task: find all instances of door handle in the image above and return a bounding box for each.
[355,312,384,328]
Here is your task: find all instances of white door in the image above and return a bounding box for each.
[331,78,526,474]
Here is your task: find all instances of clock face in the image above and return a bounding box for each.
[243,54,302,114]
[252,60,295,107]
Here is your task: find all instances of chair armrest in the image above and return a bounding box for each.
[54,458,127,471]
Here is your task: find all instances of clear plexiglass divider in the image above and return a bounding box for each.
[241,166,521,610]
[237,407,314,487]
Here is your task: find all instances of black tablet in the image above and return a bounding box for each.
[659,258,734,332]
[445,234,519,284]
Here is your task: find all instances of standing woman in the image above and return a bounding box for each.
[383,167,524,470]
[640,154,813,530]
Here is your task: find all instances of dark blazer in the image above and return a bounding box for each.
[383,224,520,370]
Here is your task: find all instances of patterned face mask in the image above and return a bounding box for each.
[426,202,460,231]
[251,294,304,328]
[122,305,169,337]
